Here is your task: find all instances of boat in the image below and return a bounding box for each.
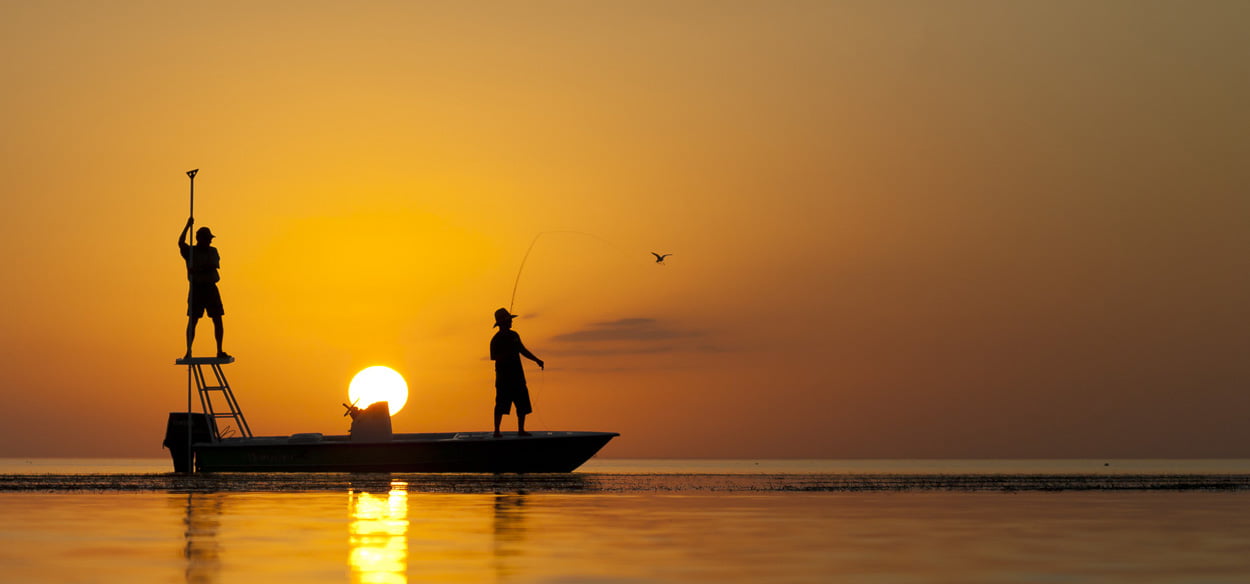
[163,357,618,473]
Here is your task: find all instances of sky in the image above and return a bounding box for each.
[2,1,1248,459]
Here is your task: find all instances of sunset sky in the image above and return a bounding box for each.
[2,1,1248,459]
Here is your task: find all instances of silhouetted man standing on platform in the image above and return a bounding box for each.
[490,308,543,437]
[180,217,230,360]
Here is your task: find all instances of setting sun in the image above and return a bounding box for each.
[348,366,409,416]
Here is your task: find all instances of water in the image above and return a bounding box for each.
[3,459,1250,583]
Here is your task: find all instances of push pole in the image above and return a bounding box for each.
[185,169,198,472]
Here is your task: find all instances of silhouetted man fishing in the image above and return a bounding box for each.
[490,308,544,437]
[180,217,230,360]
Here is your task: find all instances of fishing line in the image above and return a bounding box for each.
[528,366,547,432]
[506,230,632,433]
[508,230,608,433]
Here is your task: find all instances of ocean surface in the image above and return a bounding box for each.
[3,459,1250,583]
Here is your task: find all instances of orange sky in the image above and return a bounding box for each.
[2,1,1248,459]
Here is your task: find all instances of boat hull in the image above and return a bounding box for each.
[190,431,618,473]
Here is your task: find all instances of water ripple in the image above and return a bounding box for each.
[3,473,1250,493]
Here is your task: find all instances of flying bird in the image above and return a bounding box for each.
[651,252,672,264]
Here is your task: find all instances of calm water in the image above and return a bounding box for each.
[3,459,1250,583]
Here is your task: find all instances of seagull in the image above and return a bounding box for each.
[651,252,672,264]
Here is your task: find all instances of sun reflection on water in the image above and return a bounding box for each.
[349,480,409,584]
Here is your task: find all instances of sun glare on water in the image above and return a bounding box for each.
[348,366,409,416]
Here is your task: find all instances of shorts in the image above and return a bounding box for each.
[187,283,224,318]
[494,380,533,416]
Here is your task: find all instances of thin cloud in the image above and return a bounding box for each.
[551,318,695,343]
[546,317,712,356]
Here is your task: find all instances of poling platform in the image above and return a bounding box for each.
[175,356,236,365]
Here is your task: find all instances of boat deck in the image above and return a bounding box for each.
[211,431,611,445]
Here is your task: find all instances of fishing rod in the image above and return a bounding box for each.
[509,230,625,314]
[509,234,542,314]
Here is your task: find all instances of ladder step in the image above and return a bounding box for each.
[188,365,252,439]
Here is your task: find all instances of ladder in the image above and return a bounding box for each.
[176,356,252,440]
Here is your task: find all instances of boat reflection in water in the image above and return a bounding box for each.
[179,493,223,584]
[349,480,409,584]
[492,492,528,581]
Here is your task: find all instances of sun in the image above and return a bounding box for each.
[348,366,409,416]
